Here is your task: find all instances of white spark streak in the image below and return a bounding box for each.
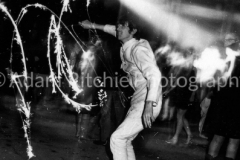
[62,0,72,13]
[49,16,83,96]
[0,3,34,159]
[0,5,28,85]
[47,15,96,113]
[87,0,91,7]
[17,8,28,24]
[12,75,35,159]
[33,3,46,10]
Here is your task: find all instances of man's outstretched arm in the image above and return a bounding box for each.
[79,20,116,37]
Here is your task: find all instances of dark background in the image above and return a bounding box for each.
[1,0,240,91]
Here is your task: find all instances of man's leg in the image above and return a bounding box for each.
[208,135,225,158]
[226,138,240,159]
[110,102,144,160]
[113,91,126,126]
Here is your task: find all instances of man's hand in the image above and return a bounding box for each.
[143,101,154,128]
[79,20,94,29]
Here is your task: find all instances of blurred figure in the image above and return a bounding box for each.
[74,43,99,141]
[224,32,239,49]
[205,34,240,160]
[165,66,195,145]
[198,85,212,139]
[160,45,196,145]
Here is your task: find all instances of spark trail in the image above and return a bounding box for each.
[0,3,34,159]
[15,3,97,110]
[1,0,99,159]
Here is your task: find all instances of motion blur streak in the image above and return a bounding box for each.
[119,0,217,50]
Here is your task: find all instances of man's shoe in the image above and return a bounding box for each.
[205,154,219,160]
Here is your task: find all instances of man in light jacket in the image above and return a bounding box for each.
[80,18,162,160]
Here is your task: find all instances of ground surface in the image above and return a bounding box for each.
[0,92,235,160]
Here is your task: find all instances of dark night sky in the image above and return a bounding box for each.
[1,0,240,75]
[0,0,121,72]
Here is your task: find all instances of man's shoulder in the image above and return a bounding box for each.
[136,39,150,46]
[132,39,152,51]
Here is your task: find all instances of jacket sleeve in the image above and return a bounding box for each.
[132,45,162,102]
[103,25,116,37]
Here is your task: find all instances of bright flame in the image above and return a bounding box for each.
[193,47,239,84]
[194,47,226,83]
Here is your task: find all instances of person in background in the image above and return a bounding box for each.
[164,47,195,145]
[205,33,240,160]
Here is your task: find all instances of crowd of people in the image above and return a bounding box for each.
[10,15,238,160]
[69,17,240,160]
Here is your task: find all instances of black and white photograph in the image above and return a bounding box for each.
[0,0,240,159]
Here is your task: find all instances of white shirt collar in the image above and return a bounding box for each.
[122,38,137,51]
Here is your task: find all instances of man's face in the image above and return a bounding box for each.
[116,22,133,43]
[224,33,238,47]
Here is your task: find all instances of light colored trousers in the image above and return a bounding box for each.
[110,101,161,160]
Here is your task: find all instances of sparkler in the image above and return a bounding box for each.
[1,0,100,158]
[15,3,97,109]
[0,3,28,90]
[14,3,87,99]
[47,15,97,112]
[11,74,35,159]
[0,3,34,159]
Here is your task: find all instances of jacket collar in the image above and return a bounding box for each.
[122,38,137,51]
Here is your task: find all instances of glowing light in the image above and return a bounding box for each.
[193,47,239,84]
[119,0,217,50]
[167,51,193,68]
[87,0,91,7]
[194,47,225,83]
[179,3,226,20]
[155,45,193,68]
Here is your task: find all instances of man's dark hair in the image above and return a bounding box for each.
[116,16,140,40]
[224,32,239,51]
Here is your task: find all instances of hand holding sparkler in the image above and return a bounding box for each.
[79,20,105,31]
[79,20,95,29]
